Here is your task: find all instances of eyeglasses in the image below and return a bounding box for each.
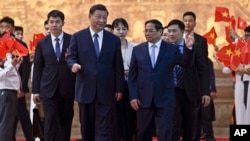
[143,29,157,33]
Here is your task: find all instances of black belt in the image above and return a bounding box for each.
[0,89,18,93]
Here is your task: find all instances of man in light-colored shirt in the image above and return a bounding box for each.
[0,53,23,141]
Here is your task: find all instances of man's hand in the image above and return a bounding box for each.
[185,33,194,48]
[130,99,140,111]
[71,63,81,73]
[202,95,210,107]
[17,91,25,98]
[210,92,216,100]
[11,56,23,67]
[33,95,41,104]
[115,92,123,101]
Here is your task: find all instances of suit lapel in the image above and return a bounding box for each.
[45,35,58,61]
[154,42,166,69]
[142,43,153,68]
[60,33,69,62]
[84,28,99,60]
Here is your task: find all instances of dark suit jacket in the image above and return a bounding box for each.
[17,40,31,93]
[183,33,210,103]
[67,28,124,105]
[32,32,75,99]
[128,41,193,108]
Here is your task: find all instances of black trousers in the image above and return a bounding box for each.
[42,93,74,141]
[13,95,33,141]
[79,98,113,141]
[172,88,196,141]
[0,89,17,141]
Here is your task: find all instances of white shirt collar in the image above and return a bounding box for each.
[51,32,64,42]
[148,39,162,48]
[89,27,104,38]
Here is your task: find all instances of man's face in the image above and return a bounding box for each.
[89,10,108,32]
[14,30,23,40]
[167,24,184,44]
[0,22,13,34]
[44,24,50,35]
[144,23,162,43]
[183,15,196,32]
[244,31,250,41]
[48,16,64,36]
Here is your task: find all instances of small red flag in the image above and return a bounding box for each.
[230,38,245,70]
[216,43,235,67]
[203,27,217,44]
[32,33,45,53]
[6,37,29,57]
[215,7,230,22]
[237,16,247,30]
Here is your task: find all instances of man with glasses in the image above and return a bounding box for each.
[128,19,193,141]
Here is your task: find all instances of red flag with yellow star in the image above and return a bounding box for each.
[216,43,235,67]
[237,16,247,30]
[215,7,230,22]
[203,27,217,44]
[231,38,245,70]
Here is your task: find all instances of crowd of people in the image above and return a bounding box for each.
[1,3,249,141]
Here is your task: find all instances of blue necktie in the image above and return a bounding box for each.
[150,44,156,68]
[55,38,60,60]
[93,33,99,57]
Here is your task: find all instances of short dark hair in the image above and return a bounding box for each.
[47,10,65,21]
[183,11,196,21]
[145,19,163,31]
[0,16,15,27]
[14,26,23,32]
[105,24,112,29]
[44,20,48,26]
[244,25,250,33]
[167,19,185,31]
[112,18,129,30]
[89,4,109,16]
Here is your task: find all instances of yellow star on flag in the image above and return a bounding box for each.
[225,49,232,56]
[209,33,215,39]
[234,49,241,57]
[222,11,229,17]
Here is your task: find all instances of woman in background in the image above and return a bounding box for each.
[111,18,137,141]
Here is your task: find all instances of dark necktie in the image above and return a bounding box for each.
[55,38,60,60]
[243,81,249,108]
[174,45,184,88]
[150,44,156,68]
[93,33,99,57]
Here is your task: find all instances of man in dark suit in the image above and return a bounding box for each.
[32,10,76,141]
[67,4,124,141]
[167,18,210,141]
[182,11,211,141]
[128,19,193,141]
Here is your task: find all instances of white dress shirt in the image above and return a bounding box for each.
[51,32,64,54]
[122,41,136,71]
[89,27,104,52]
[148,39,162,64]
[0,53,21,91]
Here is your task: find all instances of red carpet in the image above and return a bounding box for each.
[16,138,229,141]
